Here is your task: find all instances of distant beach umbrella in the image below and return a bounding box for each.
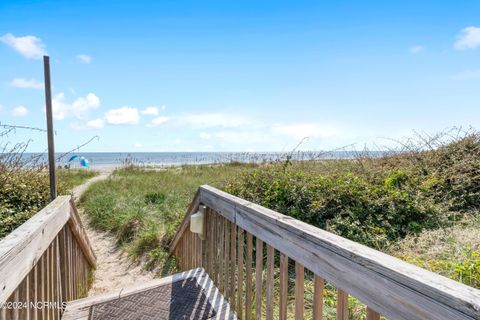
[80,157,90,168]
[68,155,79,162]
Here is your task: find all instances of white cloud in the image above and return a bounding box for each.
[69,123,84,130]
[409,45,424,54]
[76,54,92,63]
[272,123,337,140]
[52,92,100,120]
[190,129,287,151]
[105,107,139,125]
[200,132,212,139]
[86,118,105,129]
[10,78,43,89]
[0,33,47,59]
[11,105,28,117]
[178,113,250,128]
[451,69,480,80]
[454,26,480,50]
[134,143,142,148]
[147,116,170,127]
[141,106,160,116]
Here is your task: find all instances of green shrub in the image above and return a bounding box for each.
[226,166,444,249]
[0,168,97,239]
[0,171,51,238]
[225,134,480,250]
[426,135,480,211]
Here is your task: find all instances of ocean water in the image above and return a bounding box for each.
[21,151,387,169]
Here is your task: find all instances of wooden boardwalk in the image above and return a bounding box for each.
[1,185,480,319]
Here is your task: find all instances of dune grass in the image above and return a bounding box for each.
[79,164,256,273]
[57,168,98,191]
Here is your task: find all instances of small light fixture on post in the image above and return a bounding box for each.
[190,205,206,240]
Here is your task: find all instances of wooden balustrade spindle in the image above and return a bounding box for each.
[30,263,38,320]
[12,290,19,320]
[254,238,263,320]
[230,223,237,310]
[206,209,213,276]
[366,307,381,320]
[295,262,304,320]
[59,227,67,306]
[1,301,6,319]
[265,245,274,320]
[210,211,216,282]
[336,289,348,320]
[224,219,230,299]
[279,254,288,320]
[219,216,225,293]
[237,228,244,319]
[202,208,208,268]
[245,232,253,320]
[313,275,325,320]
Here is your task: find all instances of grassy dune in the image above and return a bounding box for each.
[79,164,255,272]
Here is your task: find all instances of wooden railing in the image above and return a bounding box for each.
[0,196,96,320]
[170,185,480,320]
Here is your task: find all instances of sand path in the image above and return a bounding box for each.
[71,169,155,296]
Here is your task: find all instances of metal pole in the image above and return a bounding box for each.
[43,55,57,200]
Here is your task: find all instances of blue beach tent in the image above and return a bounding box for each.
[67,154,90,168]
[80,157,90,168]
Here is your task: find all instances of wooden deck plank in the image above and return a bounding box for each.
[63,268,236,320]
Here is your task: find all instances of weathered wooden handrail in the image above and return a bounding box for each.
[170,185,480,320]
[0,195,96,319]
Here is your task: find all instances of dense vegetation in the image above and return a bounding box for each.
[226,132,480,287]
[227,134,480,250]
[0,168,97,239]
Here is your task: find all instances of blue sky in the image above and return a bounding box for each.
[1,0,479,152]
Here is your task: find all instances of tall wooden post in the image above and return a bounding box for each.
[43,55,57,200]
